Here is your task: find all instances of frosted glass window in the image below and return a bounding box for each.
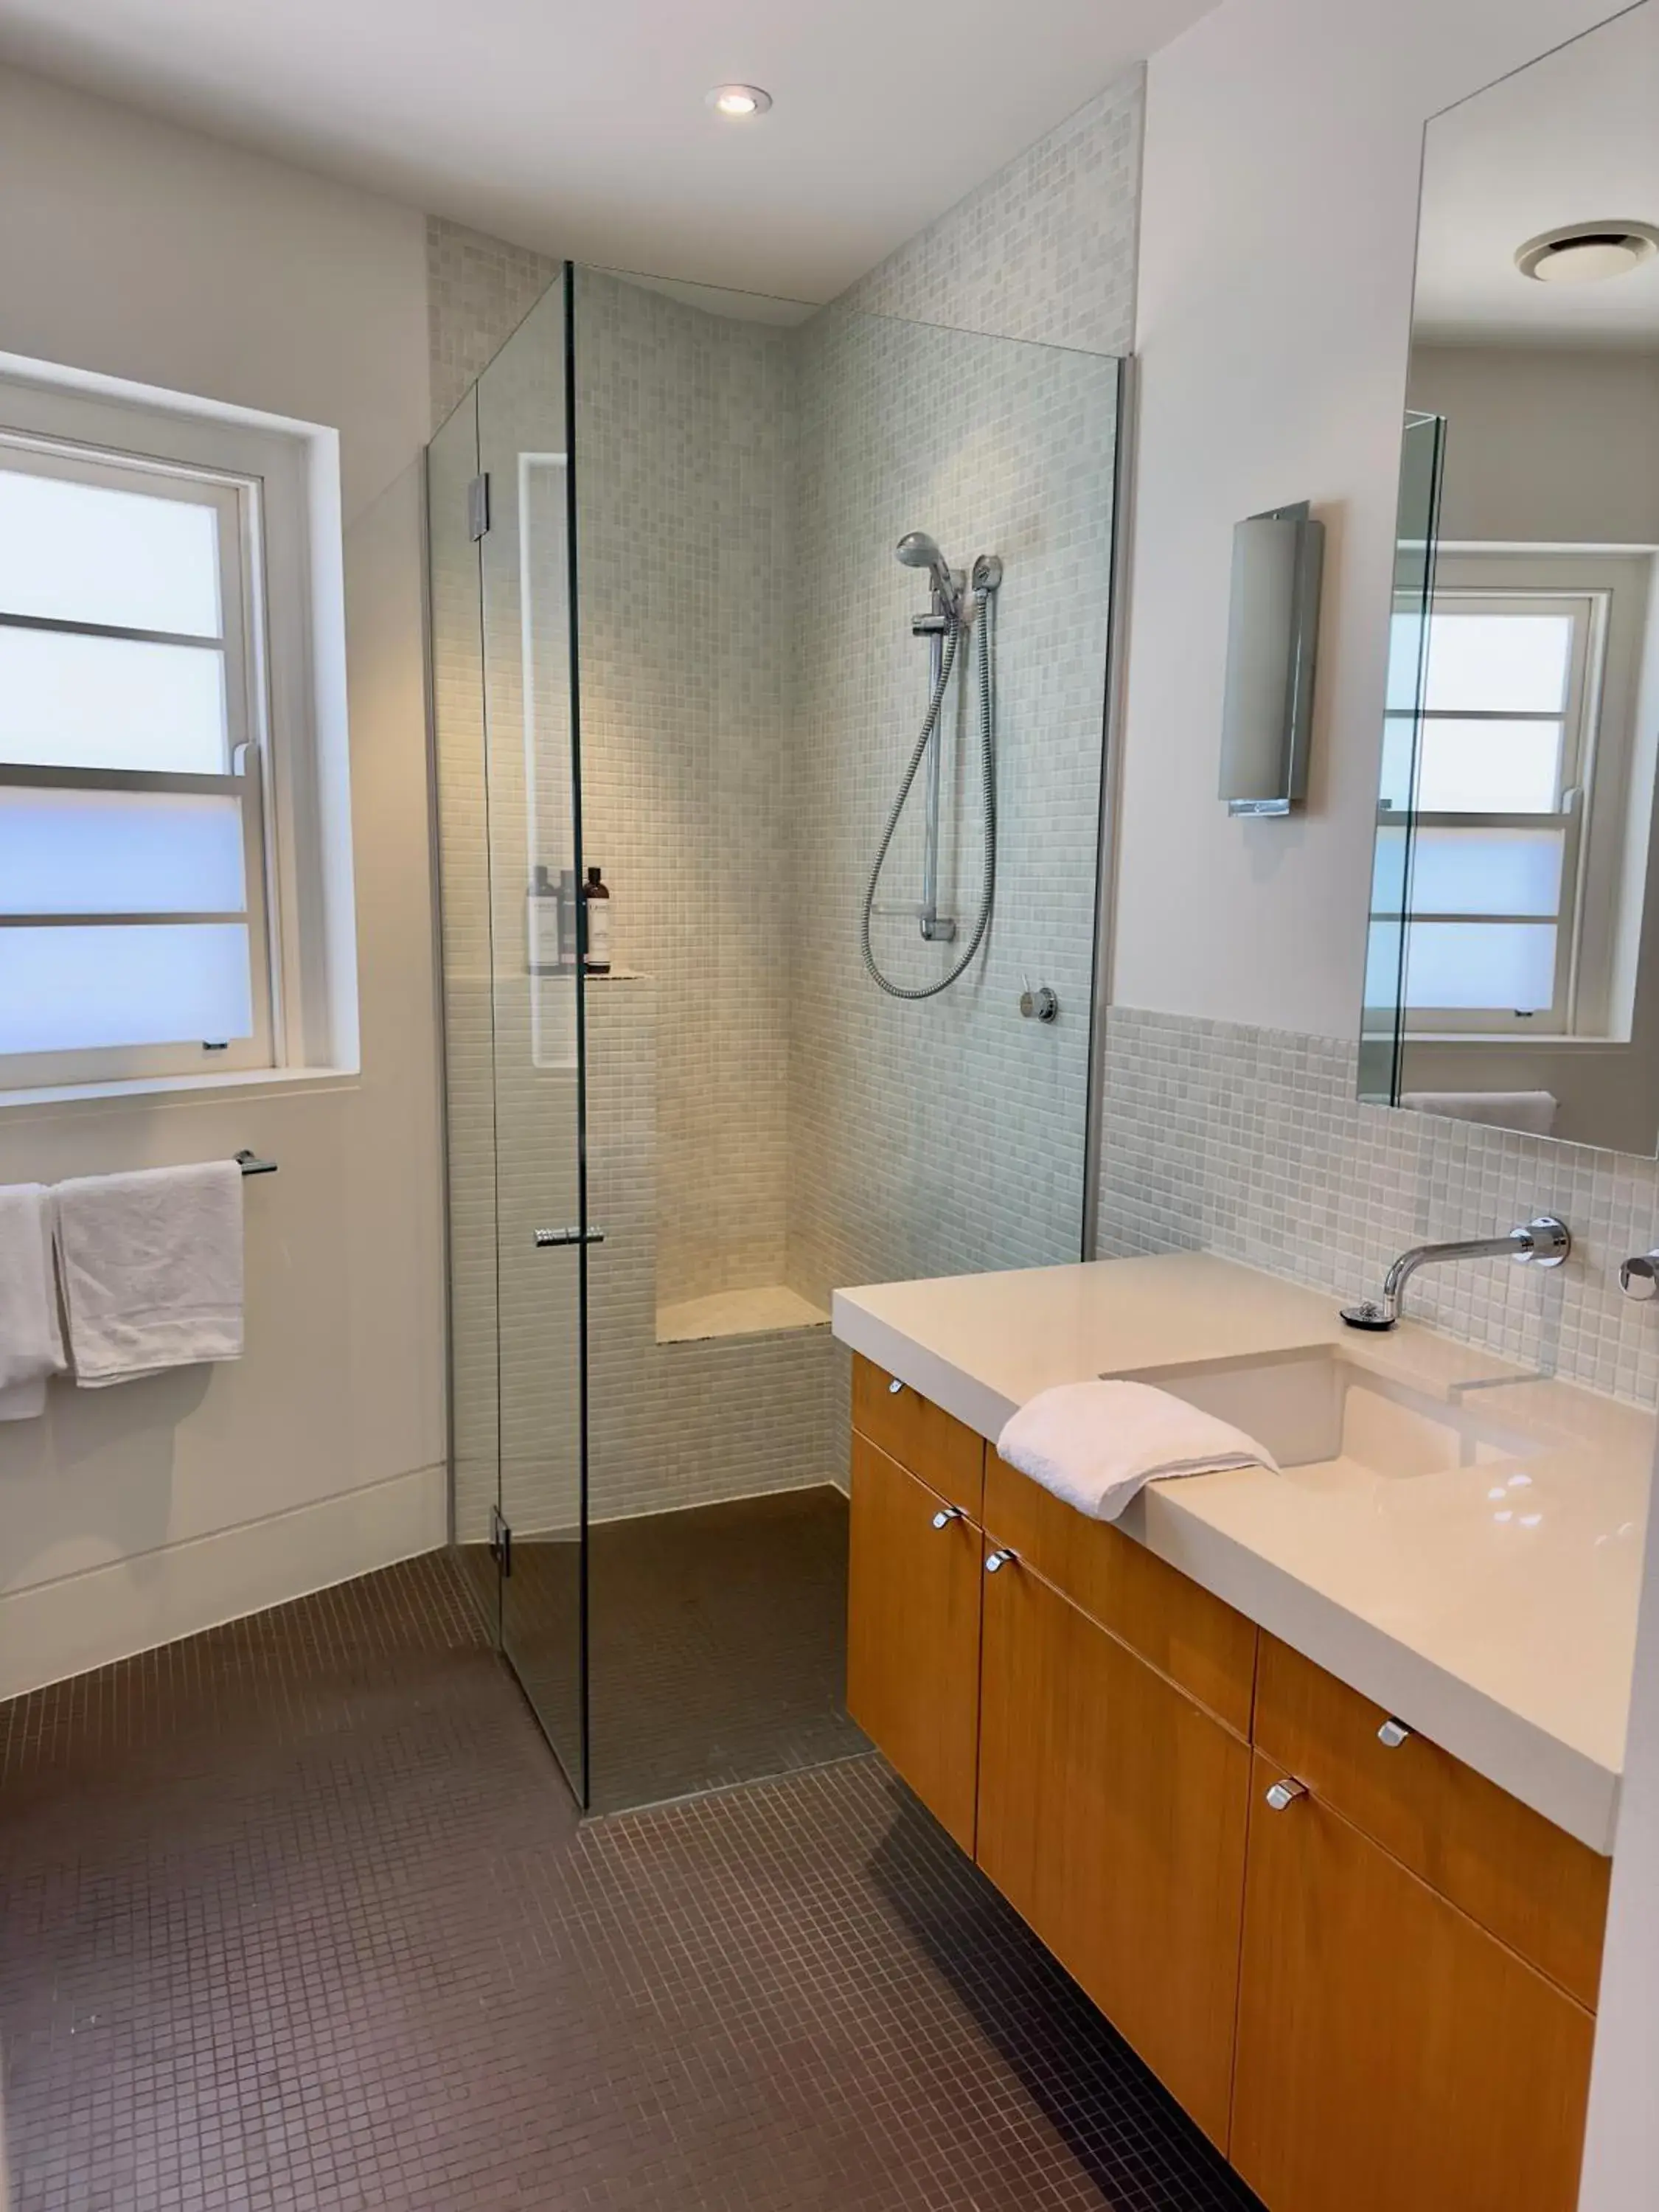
[0,466,222,636]
[0,628,229,774]
[1424,615,1572,714]
[1416,720,1563,813]
[1371,819,1412,914]
[1365,919,1408,1011]
[1386,613,1434,714]
[1405,922,1557,1012]
[1409,829,1563,919]
[0,788,246,916]
[0,925,253,1054]
[1378,717,1417,811]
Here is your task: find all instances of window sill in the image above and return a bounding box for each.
[0,1065,359,1116]
[1405,1033,1628,1048]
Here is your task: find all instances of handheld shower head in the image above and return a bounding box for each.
[896,530,957,611]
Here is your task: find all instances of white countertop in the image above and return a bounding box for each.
[833,1252,1654,1854]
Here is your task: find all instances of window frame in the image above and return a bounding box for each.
[0,372,338,1096]
[1382,548,1656,1046]
[1397,585,1601,1037]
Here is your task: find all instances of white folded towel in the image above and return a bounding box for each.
[0,1183,66,1421]
[997,1380,1279,1523]
[55,1162,244,1388]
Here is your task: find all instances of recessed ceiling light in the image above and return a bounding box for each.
[1515,221,1659,284]
[706,83,772,118]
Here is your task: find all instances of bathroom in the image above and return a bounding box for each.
[0,0,1656,2207]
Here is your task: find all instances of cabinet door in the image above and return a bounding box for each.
[977,1553,1251,2149]
[1234,1753,1595,2212]
[846,1434,982,1851]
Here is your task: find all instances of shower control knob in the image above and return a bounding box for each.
[1620,1251,1659,1301]
[1019,984,1059,1023]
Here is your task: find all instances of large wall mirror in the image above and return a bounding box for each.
[1360,0,1659,1152]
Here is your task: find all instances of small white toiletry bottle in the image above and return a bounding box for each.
[527,866,560,974]
[581,864,612,974]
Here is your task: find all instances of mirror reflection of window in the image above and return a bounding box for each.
[1360,0,1659,1153]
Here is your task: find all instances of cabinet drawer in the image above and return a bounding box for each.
[847,1433,982,1851]
[1254,1634,1609,2008]
[1234,1751,1594,2212]
[982,1455,1257,1737]
[851,1353,985,1520]
[978,1560,1251,2149]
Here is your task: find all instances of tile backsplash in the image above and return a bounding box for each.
[1099,1005,1659,1407]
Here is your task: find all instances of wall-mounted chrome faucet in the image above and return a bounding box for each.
[1340,1215,1571,1331]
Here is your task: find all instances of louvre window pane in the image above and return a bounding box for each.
[0,924,253,1054]
[0,627,229,773]
[1409,828,1563,918]
[1371,818,1412,914]
[1379,716,1417,811]
[1416,719,1563,813]
[1386,613,1434,714]
[0,788,246,916]
[1405,922,1557,1012]
[1425,613,1573,714]
[0,465,223,636]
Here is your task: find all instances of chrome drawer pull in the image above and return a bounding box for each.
[887,1377,905,1396]
[984,1548,1017,1574]
[1377,1717,1413,1750]
[1265,1778,1308,1812]
[931,1506,967,1530]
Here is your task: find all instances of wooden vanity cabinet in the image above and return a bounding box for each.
[845,1363,1605,2212]
[977,1551,1251,2148]
[1232,1750,1596,2212]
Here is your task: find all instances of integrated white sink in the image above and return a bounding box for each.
[1121,1346,1547,1491]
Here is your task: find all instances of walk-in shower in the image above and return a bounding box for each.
[428,262,1121,1815]
[862,531,1004,1000]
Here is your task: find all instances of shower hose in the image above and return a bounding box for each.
[860,563,999,1000]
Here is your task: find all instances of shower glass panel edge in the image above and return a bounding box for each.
[428,381,502,1648]
[431,272,591,1804]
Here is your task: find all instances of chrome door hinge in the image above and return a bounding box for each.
[534,1225,606,1248]
[468,473,490,541]
[489,1503,512,1576]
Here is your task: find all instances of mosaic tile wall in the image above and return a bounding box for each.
[571,268,796,1310]
[428,268,836,1537]
[784,308,1119,1308]
[1099,1005,1659,1408]
[428,217,560,432]
[846,74,1144,355]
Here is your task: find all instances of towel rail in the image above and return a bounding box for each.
[234,1150,277,1177]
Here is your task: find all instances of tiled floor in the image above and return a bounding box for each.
[0,1551,1264,2212]
[462,1484,871,1811]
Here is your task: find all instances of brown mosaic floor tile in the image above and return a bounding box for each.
[0,1551,1263,2212]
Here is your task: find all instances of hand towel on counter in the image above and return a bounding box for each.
[997,1380,1279,1524]
[0,1183,65,1421]
[55,1162,243,1387]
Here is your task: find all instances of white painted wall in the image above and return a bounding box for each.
[1116,2,1659,2200]
[1111,0,1627,1038]
[0,65,445,1697]
[1409,343,1659,546]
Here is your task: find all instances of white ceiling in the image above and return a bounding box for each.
[0,0,1214,302]
[1414,1,1659,349]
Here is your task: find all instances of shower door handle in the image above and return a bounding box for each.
[533,1225,607,1248]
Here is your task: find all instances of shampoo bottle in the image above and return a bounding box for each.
[581,864,612,974]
